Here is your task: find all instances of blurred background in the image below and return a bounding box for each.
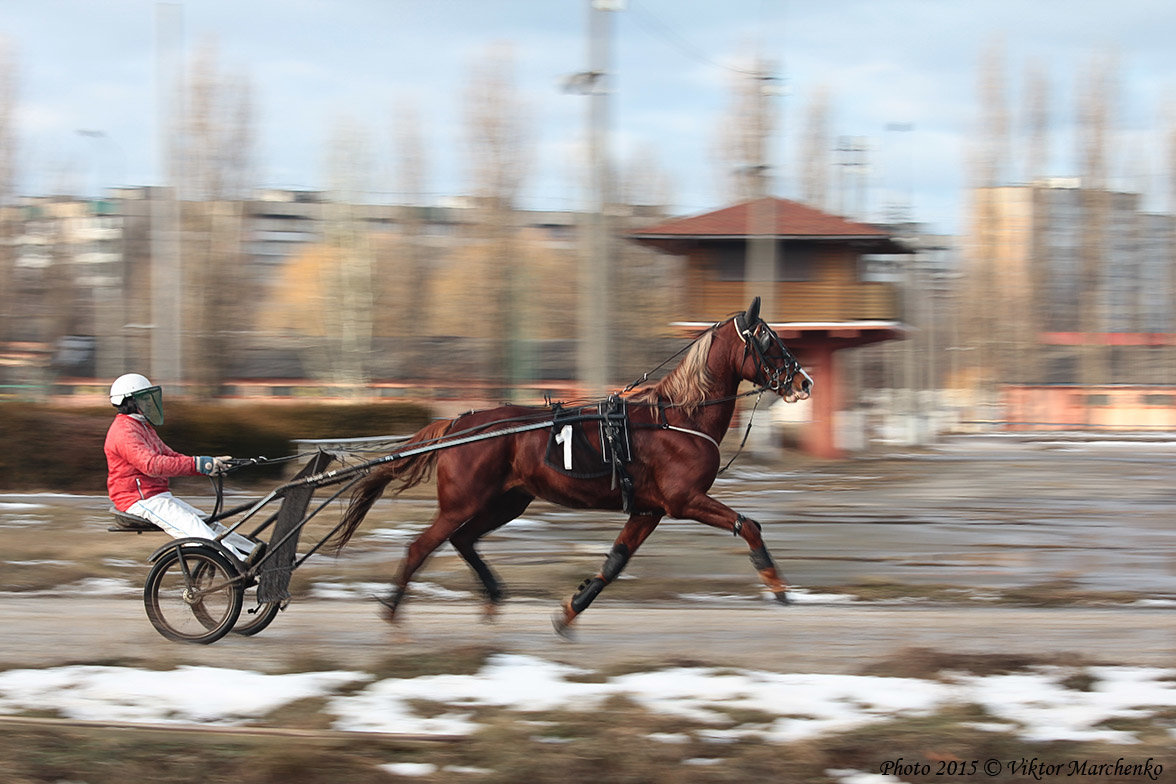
[1,0,1175,456]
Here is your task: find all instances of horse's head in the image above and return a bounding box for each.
[733,297,812,403]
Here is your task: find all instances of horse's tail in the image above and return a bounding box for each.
[327,418,455,553]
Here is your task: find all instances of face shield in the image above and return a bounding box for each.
[131,386,165,426]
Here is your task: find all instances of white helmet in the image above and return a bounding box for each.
[110,373,165,426]
[110,373,154,405]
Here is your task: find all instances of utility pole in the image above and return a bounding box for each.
[745,61,778,321]
[152,2,184,388]
[575,0,620,397]
[885,122,919,443]
[834,136,869,220]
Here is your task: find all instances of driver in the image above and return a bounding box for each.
[104,373,258,562]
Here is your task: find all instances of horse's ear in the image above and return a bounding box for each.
[745,297,761,326]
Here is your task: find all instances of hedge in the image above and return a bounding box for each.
[0,401,433,492]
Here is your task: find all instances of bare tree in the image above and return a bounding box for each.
[799,85,831,211]
[714,58,775,203]
[466,46,530,211]
[383,98,431,376]
[962,41,1010,400]
[176,39,257,390]
[618,143,674,211]
[0,41,16,345]
[1023,61,1051,383]
[1169,103,1176,383]
[45,206,84,343]
[462,44,531,389]
[319,115,376,389]
[977,41,1010,190]
[1077,54,1116,384]
[1024,63,1050,184]
[185,40,254,201]
[714,57,779,320]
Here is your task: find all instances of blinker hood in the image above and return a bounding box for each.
[745,296,760,325]
[735,296,762,339]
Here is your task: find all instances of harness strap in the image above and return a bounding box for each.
[647,398,721,452]
[662,424,720,452]
[642,393,762,475]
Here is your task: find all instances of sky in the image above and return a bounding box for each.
[2,0,1176,235]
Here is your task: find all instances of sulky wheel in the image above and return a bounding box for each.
[233,581,283,637]
[144,545,244,644]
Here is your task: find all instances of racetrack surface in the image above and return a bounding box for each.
[2,436,1173,674]
[1,596,1172,675]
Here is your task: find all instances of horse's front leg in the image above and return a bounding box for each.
[553,513,662,638]
[678,494,791,604]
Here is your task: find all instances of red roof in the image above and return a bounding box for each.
[631,197,895,239]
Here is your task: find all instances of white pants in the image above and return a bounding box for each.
[129,492,256,561]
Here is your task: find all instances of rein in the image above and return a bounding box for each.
[296,313,800,476]
[620,339,698,394]
[618,316,802,472]
[718,390,765,475]
[623,318,800,412]
[628,388,766,474]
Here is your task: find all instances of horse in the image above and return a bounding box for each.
[328,297,813,635]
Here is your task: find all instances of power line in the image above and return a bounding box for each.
[627,0,761,76]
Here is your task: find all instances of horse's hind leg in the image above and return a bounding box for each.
[379,515,461,622]
[450,489,533,620]
[378,453,512,623]
[553,513,663,638]
[378,509,485,623]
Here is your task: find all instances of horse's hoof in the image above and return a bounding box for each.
[552,606,577,640]
[772,590,792,606]
[373,594,401,624]
[481,601,500,624]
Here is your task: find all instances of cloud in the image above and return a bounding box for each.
[4,0,1175,233]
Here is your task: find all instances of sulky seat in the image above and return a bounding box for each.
[108,508,163,533]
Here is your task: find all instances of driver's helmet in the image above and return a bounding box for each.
[109,373,165,426]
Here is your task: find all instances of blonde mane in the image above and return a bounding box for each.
[632,329,715,414]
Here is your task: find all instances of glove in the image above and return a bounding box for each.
[196,456,233,475]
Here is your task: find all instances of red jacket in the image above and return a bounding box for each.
[104,414,200,511]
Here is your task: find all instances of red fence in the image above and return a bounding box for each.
[1001,385,1176,431]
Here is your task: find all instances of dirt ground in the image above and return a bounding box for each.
[1,596,1173,676]
[1,435,1174,674]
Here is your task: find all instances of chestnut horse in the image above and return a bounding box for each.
[329,298,812,635]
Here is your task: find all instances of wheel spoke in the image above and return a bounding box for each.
[144,548,243,644]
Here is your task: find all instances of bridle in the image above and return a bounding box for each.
[732,314,811,396]
[618,306,813,406]
[613,307,813,475]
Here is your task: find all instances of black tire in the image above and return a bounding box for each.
[234,583,282,636]
[144,546,243,644]
[164,554,280,637]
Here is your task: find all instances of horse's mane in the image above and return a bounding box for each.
[631,329,715,415]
